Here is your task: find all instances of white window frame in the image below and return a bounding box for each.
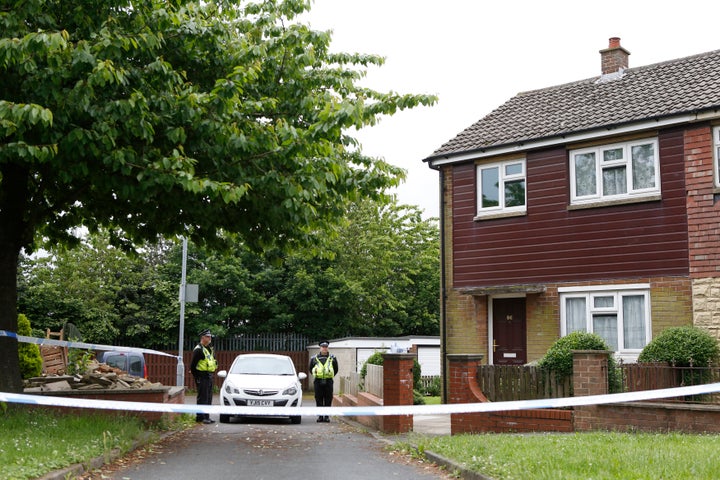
[476,158,526,216]
[559,284,652,360]
[569,138,660,205]
[714,127,720,187]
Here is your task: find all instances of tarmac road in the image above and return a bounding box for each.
[78,414,454,480]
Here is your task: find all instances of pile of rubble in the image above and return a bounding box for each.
[24,360,164,393]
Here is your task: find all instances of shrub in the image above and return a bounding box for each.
[17,314,42,379]
[538,331,621,393]
[638,326,720,367]
[360,351,384,379]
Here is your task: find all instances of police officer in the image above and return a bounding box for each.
[309,340,338,422]
[190,329,218,424]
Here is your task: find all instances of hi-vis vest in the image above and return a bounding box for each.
[312,354,335,379]
[195,345,218,372]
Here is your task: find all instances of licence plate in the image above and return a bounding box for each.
[247,399,273,407]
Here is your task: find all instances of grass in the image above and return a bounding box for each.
[392,431,720,480]
[0,405,194,480]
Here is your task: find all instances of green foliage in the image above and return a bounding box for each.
[538,331,621,393]
[18,201,440,346]
[638,326,720,367]
[0,409,147,480]
[1,0,436,391]
[66,348,93,376]
[360,351,385,379]
[423,376,442,396]
[16,314,42,379]
[412,358,422,386]
[413,389,426,405]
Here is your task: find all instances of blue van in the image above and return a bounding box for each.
[96,351,147,378]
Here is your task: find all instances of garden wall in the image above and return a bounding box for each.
[448,351,720,434]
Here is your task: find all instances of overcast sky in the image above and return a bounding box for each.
[303,0,720,218]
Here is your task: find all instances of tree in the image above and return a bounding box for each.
[18,233,178,346]
[0,0,436,392]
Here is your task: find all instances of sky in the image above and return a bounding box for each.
[301,0,720,218]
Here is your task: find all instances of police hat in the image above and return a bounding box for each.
[199,329,213,337]
[319,340,329,347]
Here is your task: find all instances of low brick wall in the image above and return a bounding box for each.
[31,386,186,424]
[455,408,573,433]
[576,402,720,433]
[334,392,383,430]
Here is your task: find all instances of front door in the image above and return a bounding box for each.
[492,298,527,365]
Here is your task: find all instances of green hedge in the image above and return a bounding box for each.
[639,326,720,367]
[538,331,621,393]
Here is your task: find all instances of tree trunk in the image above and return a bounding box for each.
[0,162,30,393]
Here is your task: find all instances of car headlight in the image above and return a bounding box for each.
[224,382,240,395]
[282,386,298,396]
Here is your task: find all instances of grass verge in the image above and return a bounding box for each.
[0,405,193,480]
[392,431,720,480]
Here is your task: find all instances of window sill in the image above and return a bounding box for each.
[568,194,661,211]
[473,210,527,222]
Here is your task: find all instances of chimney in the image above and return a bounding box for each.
[599,37,630,75]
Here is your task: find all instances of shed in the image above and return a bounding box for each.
[306,336,441,379]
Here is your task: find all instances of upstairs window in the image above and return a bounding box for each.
[476,159,526,217]
[714,127,720,187]
[570,138,659,204]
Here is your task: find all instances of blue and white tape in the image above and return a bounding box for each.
[0,330,179,359]
[2,382,719,417]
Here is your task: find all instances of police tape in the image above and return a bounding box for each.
[0,330,179,359]
[2,382,720,417]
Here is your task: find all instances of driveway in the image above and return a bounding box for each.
[77,414,453,479]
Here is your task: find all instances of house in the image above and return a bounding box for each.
[306,335,441,380]
[423,38,720,375]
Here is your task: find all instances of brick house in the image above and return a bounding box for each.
[423,38,720,380]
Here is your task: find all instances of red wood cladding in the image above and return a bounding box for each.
[451,128,689,287]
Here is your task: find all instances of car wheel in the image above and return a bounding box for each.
[290,415,301,424]
[219,414,231,423]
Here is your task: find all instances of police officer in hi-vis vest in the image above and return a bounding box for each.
[309,340,339,422]
[190,329,218,424]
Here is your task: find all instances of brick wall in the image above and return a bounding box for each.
[447,354,572,433]
[685,125,720,278]
[526,289,559,362]
[447,351,720,434]
[381,353,415,433]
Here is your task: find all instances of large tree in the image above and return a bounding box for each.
[0,0,435,392]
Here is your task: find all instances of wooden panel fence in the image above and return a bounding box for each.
[478,365,571,402]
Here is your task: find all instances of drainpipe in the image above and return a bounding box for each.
[436,166,448,403]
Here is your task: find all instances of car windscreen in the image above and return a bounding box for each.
[230,357,295,375]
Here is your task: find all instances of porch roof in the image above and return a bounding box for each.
[458,284,547,296]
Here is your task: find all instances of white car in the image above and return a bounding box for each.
[217,353,307,424]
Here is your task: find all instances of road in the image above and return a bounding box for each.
[77,414,453,479]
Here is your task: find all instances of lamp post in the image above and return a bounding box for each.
[176,237,188,387]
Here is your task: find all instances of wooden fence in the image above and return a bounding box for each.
[365,364,383,398]
[621,362,720,403]
[477,363,720,404]
[478,365,571,402]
